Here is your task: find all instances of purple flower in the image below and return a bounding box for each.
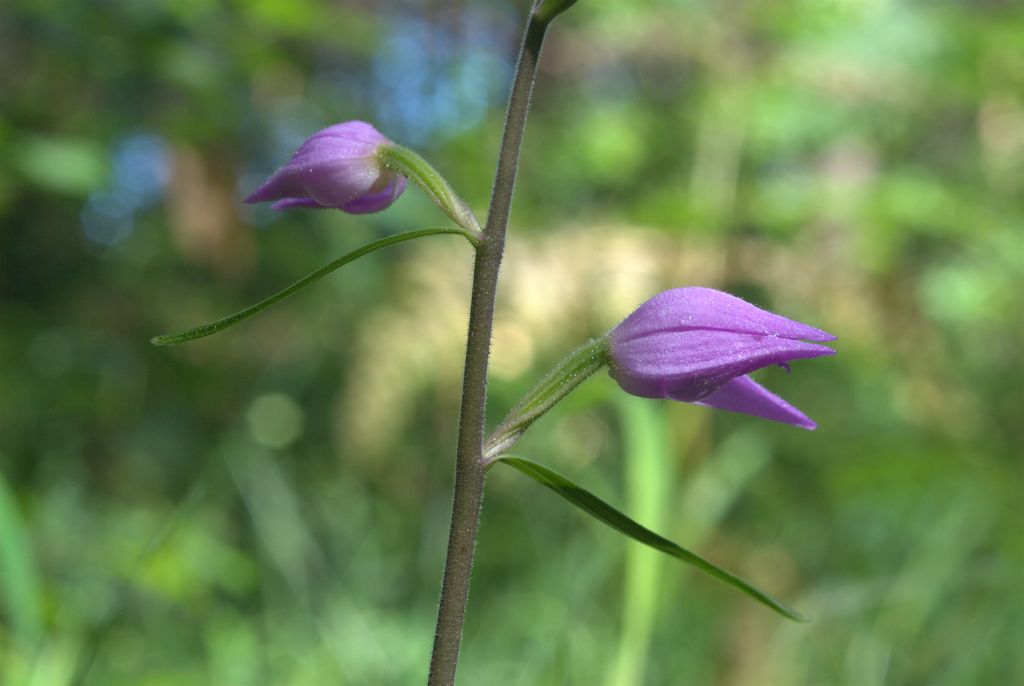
[245,121,407,213]
[608,287,836,430]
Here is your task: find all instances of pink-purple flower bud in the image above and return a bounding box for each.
[608,287,836,430]
[244,121,407,214]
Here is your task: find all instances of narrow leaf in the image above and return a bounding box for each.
[0,470,44,641]
[152,227,476,346]
[495,455,808,621]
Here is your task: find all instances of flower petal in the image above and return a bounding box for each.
[301,157,380,207]
[243,121,405,214]
[340,175,408,214]
[694,375,817,430]
[244,169,307,204]
[613,287,835,343]
[610,329,834,401]
[270,197,324,211]
[307,121,390,147]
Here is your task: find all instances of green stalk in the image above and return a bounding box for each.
[483,337,609,464]
[378,145,482,233]
[427,3,554,684]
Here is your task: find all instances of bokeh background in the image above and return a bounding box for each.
[2,0,1022,684]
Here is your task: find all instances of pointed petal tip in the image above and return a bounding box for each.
[794,417,818,431]
[696,375,820,430]
[782,323,835,344]
[789,341,836,360]
[243,182,277,205]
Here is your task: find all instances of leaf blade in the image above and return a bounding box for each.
[495,455,808,622]
[151,227,476,346]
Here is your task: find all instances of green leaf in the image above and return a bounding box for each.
[0,469,44,642]
[151,227,477,346]
[495,455,808,622]
[12,135,108,196]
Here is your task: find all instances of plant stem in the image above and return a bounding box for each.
[427,5,550,685]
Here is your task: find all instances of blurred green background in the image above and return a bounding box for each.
[1,0,1022,684]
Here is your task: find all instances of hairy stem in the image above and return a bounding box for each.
[427,5,550,685]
